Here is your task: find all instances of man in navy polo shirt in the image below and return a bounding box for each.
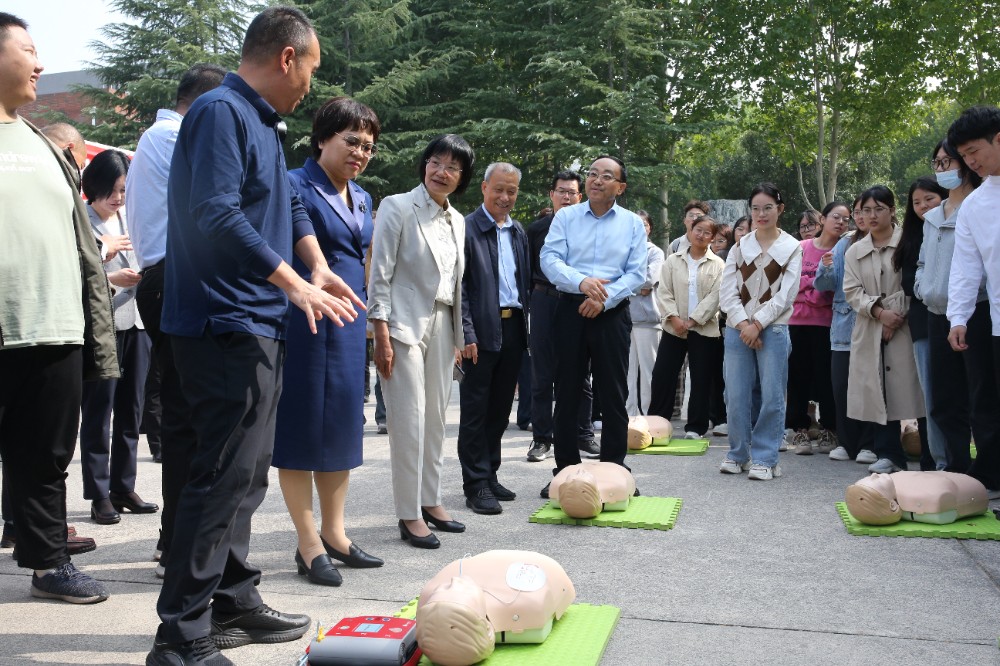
[148,7,362,665]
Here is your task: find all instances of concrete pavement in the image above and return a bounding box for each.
[1,386,998,665]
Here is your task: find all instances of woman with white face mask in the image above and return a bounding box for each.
[914,140,1000,495]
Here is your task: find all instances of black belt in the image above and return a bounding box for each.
[533,284,560,298]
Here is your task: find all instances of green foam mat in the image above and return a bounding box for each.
[629,438,709,456]
[529,496,682,530]
[395,599,620,665]
[835,502,1000,540]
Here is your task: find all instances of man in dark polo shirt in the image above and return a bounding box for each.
[525,170,598,463]
[148,7,362,665]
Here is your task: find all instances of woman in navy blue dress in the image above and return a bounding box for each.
[273,97,383,586]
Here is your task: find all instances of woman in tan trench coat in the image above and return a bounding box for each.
[844,186,925,474]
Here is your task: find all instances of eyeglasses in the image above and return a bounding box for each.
[826,212,851,223]
[553,188,580,198]
[799,222,817,231]
[750,205,777,215]
[585,170,621,183]
[931,156,954,171]
[334,132,377,156]
[691,228,714,239]
[860,205,891,216]
[426,158,462,177]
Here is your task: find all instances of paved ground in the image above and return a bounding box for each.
[1,384,999,665]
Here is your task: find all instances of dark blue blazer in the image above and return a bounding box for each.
[461,205,530,352]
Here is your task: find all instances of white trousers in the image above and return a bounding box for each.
[382,302,455,520]
[626,325,661,416]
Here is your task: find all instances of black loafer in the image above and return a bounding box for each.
[398,520,440,549]
[540,482,551,499]
[211,603,311,650]
[421,508,465,533]
[110,491,159,514]
[466,487,502,515]
[489,481,516,501]
[91,498,121,525]
[294,550,342,586]
[321,537,384,568]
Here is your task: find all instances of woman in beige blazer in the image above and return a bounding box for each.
[368,134,474,549]
[844,185,924,475]
[647,215,725,438]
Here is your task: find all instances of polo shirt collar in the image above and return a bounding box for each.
[222,73,282,128]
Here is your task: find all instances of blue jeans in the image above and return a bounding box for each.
[912,338,947,469]
[724,325,791,468]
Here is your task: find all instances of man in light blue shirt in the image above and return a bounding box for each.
[129,63,225,573]
[459,163,531,514]
[539,156,646,494]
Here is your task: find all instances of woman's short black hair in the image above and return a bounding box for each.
[859,184,895,210]
[748,182,783,207]
[419,134,475,196]
[82,149,130,202]
[311,96,381,159]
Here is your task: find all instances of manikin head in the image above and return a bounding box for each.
[557,468,603,519]
[627,415,653,450]
[416,576,495,666]
[845,473,902,525]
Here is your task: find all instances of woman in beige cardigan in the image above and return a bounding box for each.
[843,185,925,474]
[648,215,726,437]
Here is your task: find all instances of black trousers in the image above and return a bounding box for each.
[552,296,631,472]
[0,345,81,570]
[79,326,151,500]
[529,287,593,443]
[786,324,835,431]
[708,319,727,426]
[136,262,198,558]
[648,331,721,436]
[458,313,526,495]
[874,419,906,468]
[155,332,283,642]
[141,352,162,456]
[516,351,532,428]
[830,350,873,458]
[929,305,1000,486]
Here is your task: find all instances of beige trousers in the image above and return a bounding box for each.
[383,302,455,520]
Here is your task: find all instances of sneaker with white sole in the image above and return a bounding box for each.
[684,431,701,439]
[719,458,751,474]
[828,445,850,461]
[526,440,551,462]
[867,458,903,474]
[792,431,813,455]
[748,464,782,480]
[712,423,728,436]
[856,449,878,464]
[780,428,794,452]
[31,563,109,604]
[816,430,837,454]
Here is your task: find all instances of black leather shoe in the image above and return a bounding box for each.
[91,498,121,525]
[466,487,502,515]
[210,604,311,650]
[634,487,641,497]
[68,534,97,555]
[421,508,465,533]
[110,491,159,514]
[294,550,342,586]
[398,520,440,549]
[540,482,551,499]
[147,632,234,665]
[321,537,384,568]
[489,481,516,501]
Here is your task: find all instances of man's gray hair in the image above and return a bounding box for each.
[483,162,522,183]
[40,123,85,148]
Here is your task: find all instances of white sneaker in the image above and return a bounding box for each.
[868,458,903,474]
[748,464,782,480]
[792,431,813,455]
[684,431,701,439]
[720,458,751,474]
[856,449,878,464]
[712,423,728,436]
[828,445,850,461]
[780,428,794,452]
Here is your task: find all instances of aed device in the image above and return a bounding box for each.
[299,616,421,666]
